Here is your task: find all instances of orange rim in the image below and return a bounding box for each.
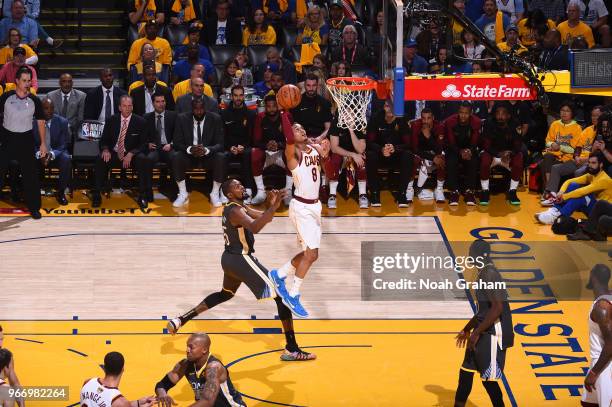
[326,77,377,91]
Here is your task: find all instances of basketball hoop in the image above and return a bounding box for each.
[326,77,376,132]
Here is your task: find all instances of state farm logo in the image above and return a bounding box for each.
[440,83,532,99]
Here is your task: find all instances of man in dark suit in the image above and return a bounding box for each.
[91,95,151,208]
[131,65,175,116]
[47,73,86,142]
[175,77,219,114]
[143,91,178,198]
[202,0,242,45]
[538,29,569,70]
[84,68,127,122]
[33,98,72,205]
[171,97,226,207]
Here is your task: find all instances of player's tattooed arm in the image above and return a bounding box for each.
[188,362,225,407]
[586,300,612,391]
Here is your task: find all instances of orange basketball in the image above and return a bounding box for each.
[276,84,302,110]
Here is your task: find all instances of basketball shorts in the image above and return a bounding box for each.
[581,359,612,405]
[289,199,322,251]
[461,333,507,380]
[221,251,276,300]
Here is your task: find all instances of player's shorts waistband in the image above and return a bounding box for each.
[293,195,319,204]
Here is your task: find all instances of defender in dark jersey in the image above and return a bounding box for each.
[155,333,244,407]
[166,178,316,361]
[454,240,514,407]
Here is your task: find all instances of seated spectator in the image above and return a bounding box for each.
[171,42,214,84]
[539,101,583,201]
[0,47,36,91]
[597,112,612,176]
[254,47,296,84]
[327,0,352,48]
[480,49,500,71]
[444,101,482,206]
[173,63,214,100]
[47,73,86,140]
[0,0,62,48]
[557,1,595,48]
[242,8,277,46]
[451,0,467,45]
[517,9,557,49]
[253,64,277,97]
[219,58,240,90]
[471,62,483,72]
[475,0,511,44]
[496,0,524,24]
[173,22,211,61]
[175,77,219,114]
[416,21,444,63]
[202,0,242,46]
[329,60,350,78]
[461,30,485,59]
[526,0,566,25]
[33,98,71,206]
[366,100,414,207]
[312,53,328,75]
[234,50,254,86]
[479,103,523,205]
[497,24,528,54]
[538,29,569,70]
[128,0,165,30]
[84,68,127,122]
[402,40,428,74]
[127,20,172,70]
[251,0,289,25]
[0,28,36,65]
[296,5,328,45]
[298,66,328,99]
[292,0,327,28]
[250,95,292,204]
[129,42,169,84]
[330,25,370,66]
[536,153,612,224]
[542,105,602,206]
[575,0,610,47]
[292,72,332,135]
[567,199,612,240]
[269,71,285,94]
[130,65,175,116]
[169,0,197,26]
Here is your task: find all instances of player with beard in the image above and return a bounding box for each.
[166,179,316,361]
[290,73,332,140]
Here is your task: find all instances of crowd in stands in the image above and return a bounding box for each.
[0,0,610,239]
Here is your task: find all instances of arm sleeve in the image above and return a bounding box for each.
[26,20,37,43]
[281,111,294,145]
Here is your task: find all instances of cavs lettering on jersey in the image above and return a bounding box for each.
[80,378,122,407]
[185,355,245,407]
[222,202,255,255]
[292,147,321,200]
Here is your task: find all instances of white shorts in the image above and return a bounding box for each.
[288,199,322,251]
[582,360,612,405]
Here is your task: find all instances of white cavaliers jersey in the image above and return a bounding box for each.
[588,294,612,361]
[80,378,123,407]
[292,146,321,200]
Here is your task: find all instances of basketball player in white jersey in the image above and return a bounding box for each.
[583,264,612,407]
[0,327,23,407]
[80,352,156,407]
[269,110,329,318]
[0,349,14,407]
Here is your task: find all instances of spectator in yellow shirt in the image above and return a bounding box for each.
[557,1,595,48]
[127,20,172,69]
[517,10,556,48]
[128,0,164,27]
[169,0,196,26]
[536,152,612,224]
[0,28,37,66]
[172,62,214,100]
[242,9,277,46]
[129,42,169,85]
[496,24,528,54]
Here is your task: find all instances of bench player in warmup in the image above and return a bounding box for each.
[269,108,329,318]
[166,180,316,361]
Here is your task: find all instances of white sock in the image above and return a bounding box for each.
[481,179,489,191]
[436,180,444,189]
[212,181,221,196]
[290,276,303,297]
[277,261,295,278]
[329,181,338,195]
[417,166,428,188]
[285,175,293,191]
[177,180,187,195]
[46,37,54,45]
[510,180,519,190]
[407,181,414,191]
[254,175,265,193]
[358,181,367,195]
[321,174,327,185]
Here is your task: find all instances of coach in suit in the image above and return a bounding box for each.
[33,99,72,205]
[47,73,86,141]
[91,95,150,209]
[84,68,127,122]
[171,97,226,207]
[131,65,175,116]
[175,77,219,114]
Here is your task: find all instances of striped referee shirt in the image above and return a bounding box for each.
[0,90,43,133]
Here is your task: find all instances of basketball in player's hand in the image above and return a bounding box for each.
[276,84,302,110]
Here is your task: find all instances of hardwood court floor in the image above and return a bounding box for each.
[0,190,601,406]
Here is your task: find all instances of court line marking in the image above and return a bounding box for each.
[6,332,459,336]
[433,216,518,407]
[1,317,467,321]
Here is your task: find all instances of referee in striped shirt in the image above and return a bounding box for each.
[0,66,46,219]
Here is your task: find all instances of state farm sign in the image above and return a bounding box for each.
[404,76,537,101]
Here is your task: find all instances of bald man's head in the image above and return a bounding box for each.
[186,332,210,362]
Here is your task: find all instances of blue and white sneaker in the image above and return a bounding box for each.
[285,294,309,319]
[269,269,289,298]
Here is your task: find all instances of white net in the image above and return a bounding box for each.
[326,77,374,132]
